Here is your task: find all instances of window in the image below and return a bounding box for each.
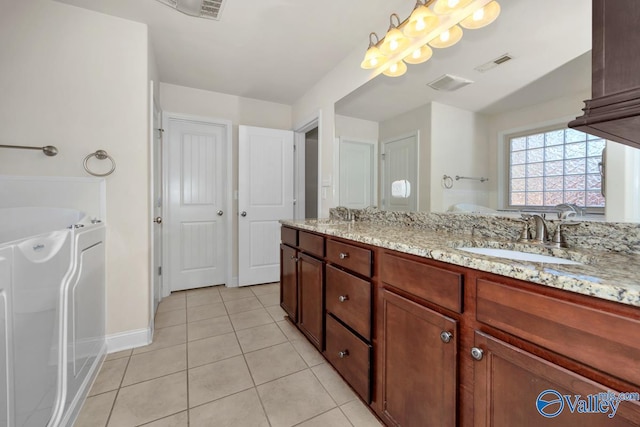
[508,128,605,210]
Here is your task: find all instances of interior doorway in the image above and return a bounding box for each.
[304,128,319,218]
[294,116,321,220]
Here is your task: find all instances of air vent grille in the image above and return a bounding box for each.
[155,0,226,20]
[427,74,474,92]
[201,0,224,19]
[475,53,513,72]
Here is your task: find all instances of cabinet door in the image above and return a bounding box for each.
[379,289,457,427]
[280,244,298,322]
[473,331,640,427]
[298,253,324,350]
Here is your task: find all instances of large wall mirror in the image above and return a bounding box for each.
[333,0,640,222]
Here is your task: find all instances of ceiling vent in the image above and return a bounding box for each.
[155,0,226,20]
[474,53,513,73]
[427,74,474,92]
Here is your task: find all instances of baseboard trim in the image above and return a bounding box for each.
[106,327,152,353]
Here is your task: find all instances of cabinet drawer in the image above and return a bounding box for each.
[299,231,324,258]
[326,239,372,277]
[281,226,297,247]
[476,278,640,387]
[326,265,371,340]
[380,252,463,313]
[325,314,371,402]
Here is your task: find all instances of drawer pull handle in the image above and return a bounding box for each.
[339,252,349,259]
[471,347,484,361]
[338,295,349,302]
[290,256,299,262]
[440,331,453,343]
[338,350,349,358]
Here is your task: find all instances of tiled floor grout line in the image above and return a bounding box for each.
[103,352,132,427]
[80,284,380,427]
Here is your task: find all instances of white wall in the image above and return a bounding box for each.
[335,115,379,141]
[293,49,378,216]
[430,102,490,212]
[159,82,293,278]
[0,1,151,338]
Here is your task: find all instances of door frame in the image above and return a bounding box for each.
[335,136,379,208]
[161,112,233,292]
[380,130,420,211]
[293,112,321,219]
[149,81,161,334]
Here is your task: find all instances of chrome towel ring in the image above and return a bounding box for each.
[83,150,116,177]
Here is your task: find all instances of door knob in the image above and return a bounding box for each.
[471,347,484,361]
[440,331,453,343]
[240,211,247,217]
[338,350,349,359]
[153,216,162,224]
[217,210,224,216]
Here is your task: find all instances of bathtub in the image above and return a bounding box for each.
[0,207,106,427]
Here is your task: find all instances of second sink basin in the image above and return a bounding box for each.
[457,247,582,265]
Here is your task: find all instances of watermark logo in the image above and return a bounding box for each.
[536,389,565,418]
[536,389,640,419]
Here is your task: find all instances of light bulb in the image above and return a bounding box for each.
[390,40,398,51]
[370,58,378,67]
[473,8,485,20]
[404,44,432,65]
[416,18,426,31]
[448,0,459,7]
[460,1,501,29]
[390,63,398,73]
[429,25,463,48]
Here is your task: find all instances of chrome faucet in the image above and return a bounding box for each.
[531,214,548,244]
[555,203,583,218]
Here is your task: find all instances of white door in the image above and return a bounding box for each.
[238,125,294,286]
[382,133,418,211]
[167,117,228,291]
[339,138,376,209]
[151,97,163,313]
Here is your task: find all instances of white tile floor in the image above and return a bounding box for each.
[74,284,383,427]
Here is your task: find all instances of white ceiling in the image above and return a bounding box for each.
[54,0,412,104]
[54,0,592,118]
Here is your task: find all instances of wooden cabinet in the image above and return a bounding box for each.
[569,0,640,149]
[298,252,324,349]
[279,244,298,322]
[280,226,325,350]
[473,331,640,427]
[325,315,371,402]
[378,286,458,427]
[326,265,371,339]
[324,237,374,402]
[281,225,640,427]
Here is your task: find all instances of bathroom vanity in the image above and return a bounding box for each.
[280,218,640,427]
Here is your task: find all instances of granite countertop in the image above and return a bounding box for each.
[281,219,640,308]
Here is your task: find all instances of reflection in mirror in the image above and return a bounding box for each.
[333,1,640,222]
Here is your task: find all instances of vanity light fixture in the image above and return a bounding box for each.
[379,14,411,55]
[404,44,433,65]
[360,33,389,69]
[428,24,463,48]
[361,0,501,77]
[460,1,501,29]
[383,60,408,77]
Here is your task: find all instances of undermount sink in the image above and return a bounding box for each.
[457,247,582,265]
